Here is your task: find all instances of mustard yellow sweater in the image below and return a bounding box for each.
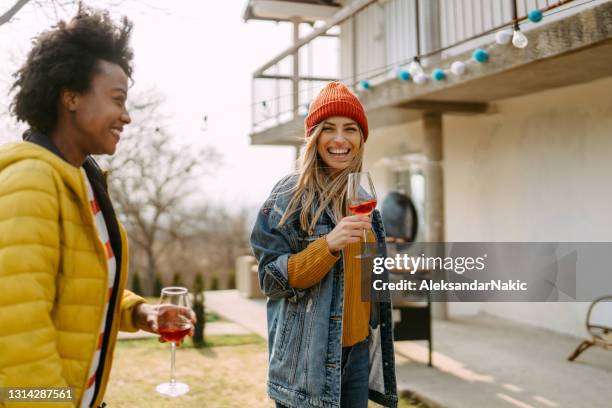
[288,230,375,347]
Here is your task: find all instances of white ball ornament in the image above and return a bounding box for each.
[450,61,466,76]
[413,73,428,85]
[495,30,513,45]
[408,60,424,77]
[387,66,400,80]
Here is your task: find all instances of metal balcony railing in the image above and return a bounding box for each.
[251,0,587,135]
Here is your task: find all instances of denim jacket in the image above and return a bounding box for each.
[250,175,398,408]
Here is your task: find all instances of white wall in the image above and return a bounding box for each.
[444,76,612,337]
[363,76,612,337]
[444,76,612,243]
[363,120,423,198]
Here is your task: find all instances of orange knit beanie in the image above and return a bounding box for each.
[305,81,369,142]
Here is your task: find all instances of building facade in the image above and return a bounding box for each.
[243,0,612,337]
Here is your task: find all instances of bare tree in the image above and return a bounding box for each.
[0,110,22,144]
[159,204,252,291]
[0,0,87,26]
[1,0,170,27]
[0,0,166,141]
[0,0,31,26]
[0,46,25,144]
[100,89,219,295]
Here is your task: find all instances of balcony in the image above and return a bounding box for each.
[247,0,612,146]
[243,0,342,22]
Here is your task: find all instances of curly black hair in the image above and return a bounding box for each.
[10,6,134,134]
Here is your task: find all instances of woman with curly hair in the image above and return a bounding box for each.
[0,7,193,408]
[251,82,398,408]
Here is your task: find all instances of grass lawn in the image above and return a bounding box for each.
[106,334,426,407]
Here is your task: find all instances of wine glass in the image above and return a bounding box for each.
[155,286,193,397]
[347,172,377,258]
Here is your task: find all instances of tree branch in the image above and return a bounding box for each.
[0,0,31,26]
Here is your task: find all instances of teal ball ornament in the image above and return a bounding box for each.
[360,79,371,90]
[528,9,543,23]
[398,70,410,81]
[473,48,489,63]
[299,104,309,117]
[432,68,446,81]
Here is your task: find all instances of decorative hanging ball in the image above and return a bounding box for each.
[359,80,371,91]
[495,30,513,45]
[473,48,489,63]
[528,9,543,23]
[298,104,309,117]
[408,60,424,77]
[450,61,466,76]
[387,66,400,80]
[398,69,411,81]
[432,68,446,81]
[413,73,428,85]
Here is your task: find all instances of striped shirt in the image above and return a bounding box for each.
[81,170,117,408]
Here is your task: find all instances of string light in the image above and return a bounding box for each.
[512,28,529,48]
[253,0,597,117]
[253,0,574,119]
[408,58,424,77]
[512,3,530,49]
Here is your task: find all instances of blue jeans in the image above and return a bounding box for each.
[340,338,369,408]
[275,338,369,408]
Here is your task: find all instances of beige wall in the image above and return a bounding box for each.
[363,121,423,197]
[363,76,612,337]
[444,76,612,243]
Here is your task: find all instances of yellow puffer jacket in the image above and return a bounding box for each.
[0,142,145,408]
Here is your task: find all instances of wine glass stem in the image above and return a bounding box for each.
[170,341,176,386]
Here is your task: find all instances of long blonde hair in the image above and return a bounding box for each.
[278,121,364,233]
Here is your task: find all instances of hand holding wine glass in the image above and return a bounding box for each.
[155,286,194,397]
[325,215,371,253]
[347,172,377,258]
[132,302,195,341]
[158,304,194,345]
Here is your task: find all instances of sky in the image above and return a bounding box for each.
[0,0,299,210]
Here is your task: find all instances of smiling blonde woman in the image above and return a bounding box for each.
[251,81,398,408]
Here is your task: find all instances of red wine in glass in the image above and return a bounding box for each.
[156,286,193,397]
[158,323,192,345]
[349,199,378,215]
[347,172,377,258]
